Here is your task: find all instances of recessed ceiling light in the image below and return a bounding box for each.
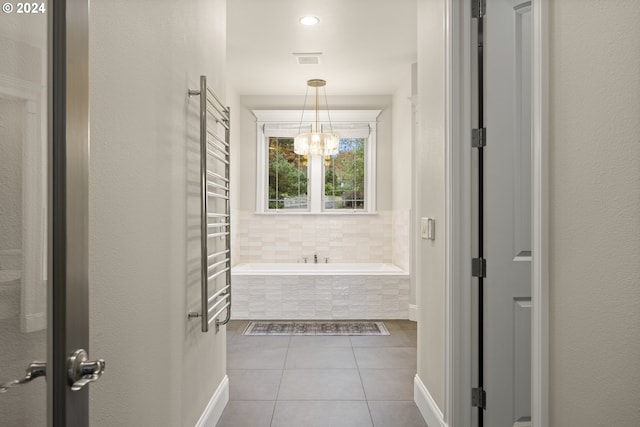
[299,16,320,26]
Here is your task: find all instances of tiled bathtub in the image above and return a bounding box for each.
[230,263,410,320]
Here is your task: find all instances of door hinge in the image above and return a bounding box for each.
[472,258,486,278]
[472,128,486,148]
[472,387,487,409]
[472,0,486,19]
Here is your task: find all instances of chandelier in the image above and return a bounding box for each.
[294,79,339,156]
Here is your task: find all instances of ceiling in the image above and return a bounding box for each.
[227,0,417,96]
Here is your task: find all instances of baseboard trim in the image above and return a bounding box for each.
[195,375,229,427]
[409,304,419,321]
[414,374,448,427]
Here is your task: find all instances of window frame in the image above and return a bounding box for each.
[255,110,380,214]
[323,137,368,211]
[266,136,309,212]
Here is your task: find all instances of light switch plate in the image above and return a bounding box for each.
[421,217,435,240]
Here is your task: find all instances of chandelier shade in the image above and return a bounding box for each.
[294,132,339,156]
[295,79,339,156]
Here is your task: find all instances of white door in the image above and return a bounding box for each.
[482,0,532,425]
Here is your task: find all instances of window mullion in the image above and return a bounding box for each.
[275,139,279,209]
[353,141,357,208]
[309,155,323,212]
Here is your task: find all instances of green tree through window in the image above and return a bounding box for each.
[268,138,308,209]
[324,138,366,209]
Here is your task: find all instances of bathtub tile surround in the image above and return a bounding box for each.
[392,210,410,271]
[232,264,409,320]
[232,210,412,319]
[236,210,400,264]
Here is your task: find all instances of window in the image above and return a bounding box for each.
[324,138,366,210]
[255,110,380,213]
[268,137,308,210]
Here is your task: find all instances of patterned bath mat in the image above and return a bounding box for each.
[242,321,390,336]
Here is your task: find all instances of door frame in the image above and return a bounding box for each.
[48,0,91,425]
[530,0,549,424]
[445,0,549,426]
[445,0,473,425]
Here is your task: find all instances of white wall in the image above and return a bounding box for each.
[415,0,447,411]
[392,67,414,212]
[392,65,413,276]
[89,1,228,426]
[548,1,640,424]
[227,84,242,268]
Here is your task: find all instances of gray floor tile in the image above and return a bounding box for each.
[228,369,282,401]
[216,401,275,427]
[226,329,238,342]
[228,345,289,369]
[225,321,252,342]
[228,335,291,350]
[226,320,250,332]
[368,401,428,427]
[220,323,421,427]
[360,369,416,401]
[350,330,414,348]
[285,346,357,369]
[278,369,366,400]
[398,320,418,330]
[383,320,418,334]
[289,335,352,348]
[403,328,417,342]
[354,347,417,369]
[272,401,373,427]
[381,320,407,331]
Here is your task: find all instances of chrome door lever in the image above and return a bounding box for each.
[67,349,106,391]
[0,361,47,393]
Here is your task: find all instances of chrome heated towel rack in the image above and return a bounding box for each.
[188,76,231,332]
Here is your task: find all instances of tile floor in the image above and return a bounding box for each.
[217,320,427,427]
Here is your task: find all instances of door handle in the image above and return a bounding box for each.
[67,349,106,391]
[0,361,47,393]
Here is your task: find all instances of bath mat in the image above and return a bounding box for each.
[242,321,390,336]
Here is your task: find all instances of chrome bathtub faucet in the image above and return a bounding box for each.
[314,254,318,263]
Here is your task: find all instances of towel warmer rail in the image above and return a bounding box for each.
[188,75,231,333]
